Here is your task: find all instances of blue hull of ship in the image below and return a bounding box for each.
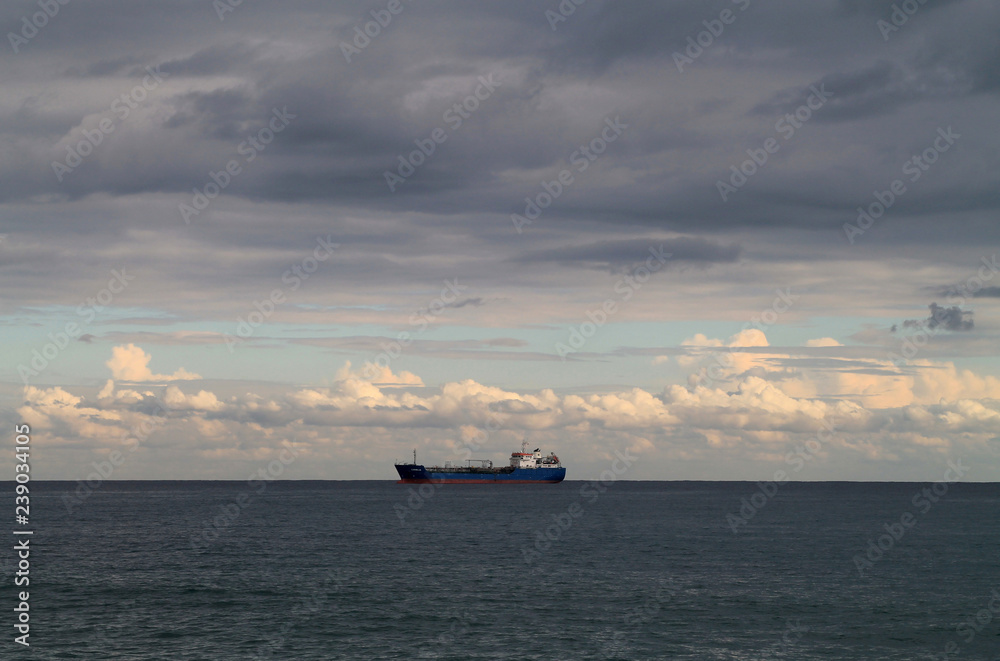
[395,464,565,484]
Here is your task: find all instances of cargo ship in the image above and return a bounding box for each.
[395,442,565,484]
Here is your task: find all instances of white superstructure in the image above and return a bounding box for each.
[508,441,561,469]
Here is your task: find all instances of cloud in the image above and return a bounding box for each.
[15,352,1000,479]
[902,303,974,332]
[337,361,424,388]
[972,287,1000,298]
[106,344,201,382]
[163,385,222,411]
[513,237,741,272]
[483,337,528,347]
[17,385,122,440]
[678,329,769,369]
[805,338,842,347]
[673,328,1000,410]
[445,297,487,309]
[99,331,234,345]
[681,334,724,348]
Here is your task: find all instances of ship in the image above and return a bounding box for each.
[395,442,565,484]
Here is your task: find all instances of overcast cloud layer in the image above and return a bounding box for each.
[2,0,999,481]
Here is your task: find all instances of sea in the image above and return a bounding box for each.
[5,480,1000,660]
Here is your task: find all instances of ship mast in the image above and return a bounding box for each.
[413,448,417,465]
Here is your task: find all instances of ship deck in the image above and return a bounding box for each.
[420,465,516,474]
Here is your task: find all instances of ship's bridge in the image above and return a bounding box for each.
[509,443,561,469]
[509,451,536,469]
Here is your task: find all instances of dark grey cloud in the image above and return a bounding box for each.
[64,55,144,78]
[1,0,999,324]
[901,303,974,332]
[0,0,994,226]
[158,43,267,78]
[444,297,487,309]
[753,61,922,122]
[163,87,259,140]
[836,0,966,17]
[756,28,1000,123]
[512,238,741,272]
[933,285,1000,299]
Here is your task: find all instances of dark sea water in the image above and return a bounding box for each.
[5,481,1000,660]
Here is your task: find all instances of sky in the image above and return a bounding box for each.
[2,0,999,481]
